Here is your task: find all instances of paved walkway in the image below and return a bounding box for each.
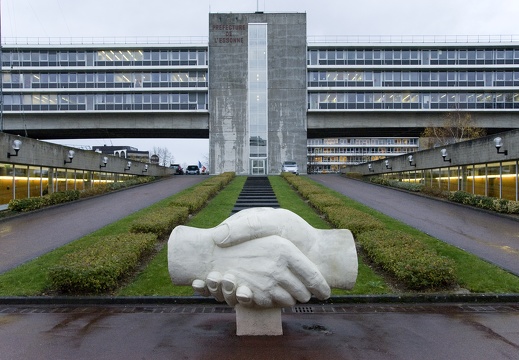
[1,302,518,359]
[310,174,519,277]
[0,176,205,273]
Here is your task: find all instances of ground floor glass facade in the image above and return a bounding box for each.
[387,160,519,201]
[0,163,136,206]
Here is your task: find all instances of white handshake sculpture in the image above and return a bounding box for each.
[168,207,358,335]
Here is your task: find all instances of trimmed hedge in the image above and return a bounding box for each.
[324,205,385,237]
[281,172,322,198]
[130,206,189,239]
[49,233,157,294]
[448,190,519,214]
[170,172,235,213]
[369,176,519,214]
[8,190,80,212]
[357,229,456,290]
[369,177,423,192]
[306,193,344,212]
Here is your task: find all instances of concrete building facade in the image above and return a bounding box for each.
[1,12,519,175]
[209,13,307,175]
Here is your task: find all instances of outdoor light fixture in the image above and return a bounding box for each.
[441,149,451,163]
[63,150,75,165]
[142,164,148,173]
[494,137,508,156]
[100,156,108,168]
[408,155,416,167]
[368,164,374,172]
[124,161,132,171]
[7,139,22,158]
[385,160,392,170]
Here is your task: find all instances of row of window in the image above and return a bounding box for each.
[307,137,418,146]
[308,48,519,66]
[2,92,208,111]
[308,92,519,110]
[6,47,519,68]
[308,71,519,88]
[5,69,519,91]
[2,71,208,89]
[2,49,208,67]
[308,147,417,154]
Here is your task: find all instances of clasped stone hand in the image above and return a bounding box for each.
[168,207,357,309]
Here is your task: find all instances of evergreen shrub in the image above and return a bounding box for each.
[49,233,157,294]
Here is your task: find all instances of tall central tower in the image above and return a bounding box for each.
[208,12,308,175]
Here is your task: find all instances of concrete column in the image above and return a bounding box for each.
[235,305,283,336]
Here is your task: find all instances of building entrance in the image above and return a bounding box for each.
[251,159,267,175]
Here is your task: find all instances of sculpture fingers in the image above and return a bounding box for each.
[221,273,239,307]
[192,279,210,297]
[235,286,253,306]
[269,287,297,307]
[285,251,331,300]
[275,269,313,303]
[250,286,297,308]
[206,271,225,302]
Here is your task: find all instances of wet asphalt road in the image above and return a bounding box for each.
[0,175,205,273]
[310,174,519,277]
[1,303,519,360]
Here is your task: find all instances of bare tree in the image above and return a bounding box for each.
[420,111,486,149]
[152,146,173,166]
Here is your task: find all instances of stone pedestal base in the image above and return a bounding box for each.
[235,305,283,336]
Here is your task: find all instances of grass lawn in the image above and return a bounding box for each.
[1,175,519,297]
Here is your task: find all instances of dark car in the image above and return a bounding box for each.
[170,164,184,175]
[185,165,200,175]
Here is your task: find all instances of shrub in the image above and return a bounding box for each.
[48,190,80,204]
[448,191,472,204]
[343,172,363,180]
[507,201,519,214]
[324,205,385,237]
[387,180,424,192]
[369,177,391,186]
[8,196,49,212]
[169,172,235,213]
[49,233,157,294]
[357,229,456,290]
[282,173,322,198]
[493,198,510,213]
[8,190,79,212]
[307,193,344,212]
[130,206,189,239]
[79,184,110,198]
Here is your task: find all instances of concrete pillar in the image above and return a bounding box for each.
[235,305,283,336]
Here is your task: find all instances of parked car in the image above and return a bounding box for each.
[185,165,200,175]
[282,161,299,175]
[170,164,184,175]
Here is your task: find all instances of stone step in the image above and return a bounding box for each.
[231,176,280,214]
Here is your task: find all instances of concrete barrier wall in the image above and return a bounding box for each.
[1,132,171,177]
[344,129,519,175]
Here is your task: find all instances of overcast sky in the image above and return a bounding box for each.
[2,0,519,166]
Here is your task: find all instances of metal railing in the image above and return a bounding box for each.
[1,36,209,46]
[307,34,519,44]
